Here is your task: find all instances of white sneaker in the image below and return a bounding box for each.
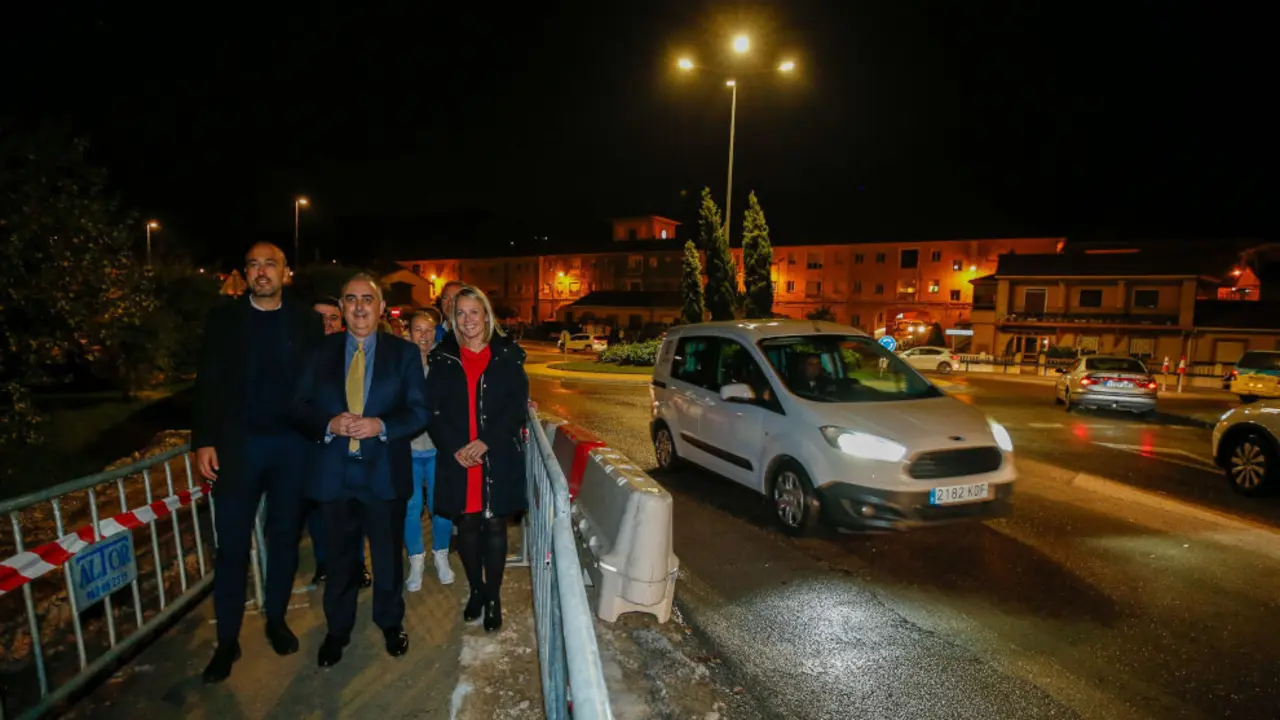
[406,554,426,592]
[433,549,455,585]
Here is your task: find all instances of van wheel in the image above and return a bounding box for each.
[1225,432,1274,497]
[937,362,953,374]
[1239,395,1258,404]
[653,423,682,471]
[770,460,820,537]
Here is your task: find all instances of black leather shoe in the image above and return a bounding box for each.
[311,564,327,584]
[265,619,299,655]
[318,635,348,668]
[463,589,484,622]
[360,569,372,589]
[483,600,503,633]
[201,642,241,683]
[383,626,409,657]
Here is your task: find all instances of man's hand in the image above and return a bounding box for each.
[455,439,489,468]
[528,400,539,412]
[328,412,359,436]
[347,416,384,440]
[196,446,219,481]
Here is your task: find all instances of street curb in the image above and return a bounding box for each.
[1016,457,1280,557]
[526,363,652,386]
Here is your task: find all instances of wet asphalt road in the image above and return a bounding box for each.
[526,354,1280,720]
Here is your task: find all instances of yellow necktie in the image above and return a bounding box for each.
[346,341,365,453]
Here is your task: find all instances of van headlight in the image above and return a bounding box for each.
[820,427,907,462]
[988,419,1014,452]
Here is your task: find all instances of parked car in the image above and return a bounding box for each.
[556,333,606,353]
[649,320,1016,535]
[1054,355,1158,415]
[1212,400,1279,496]
[898,346,960,374]
[1229,350,1280,403]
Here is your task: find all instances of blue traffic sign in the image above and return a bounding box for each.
[70,532,137,610]
[878,336,898,352]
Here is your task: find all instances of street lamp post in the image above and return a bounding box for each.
[678,38,794,245]
[724,79,738,244]
[145,220,160,266]
[294,196,309,266]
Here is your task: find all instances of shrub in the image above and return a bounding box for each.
[598,339,661,366]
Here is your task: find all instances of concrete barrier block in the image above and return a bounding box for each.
[574,445,678,623]
[550,423,607,499]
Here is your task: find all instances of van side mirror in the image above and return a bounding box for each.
[720,382,756,403]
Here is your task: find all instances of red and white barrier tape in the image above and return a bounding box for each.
[0,481,211,596]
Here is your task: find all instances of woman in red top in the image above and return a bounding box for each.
[424,286,529,631]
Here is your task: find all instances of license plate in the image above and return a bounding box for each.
[1104,381,1134,388]
[929,482,989,506]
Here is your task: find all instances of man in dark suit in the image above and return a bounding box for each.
[292,273,428,667]
[194,242,324,683]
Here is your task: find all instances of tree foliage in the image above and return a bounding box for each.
[699,187,738,321]
[925,322,946,347]
[679,240,706,325]
[805,306,837,321]
[0,129,158,443]
[742,191,774,318]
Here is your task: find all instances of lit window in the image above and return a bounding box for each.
[929,280,940,294]
[660,229,668,239]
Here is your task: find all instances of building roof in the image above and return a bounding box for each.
[614,215,681,225]
[1194,300,1280,330]
[567,290,682,309]
[994,251,1224,279]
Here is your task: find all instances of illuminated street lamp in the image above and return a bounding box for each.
[146,220,160,266]
[677,36,796,244]
[294,196,309,266]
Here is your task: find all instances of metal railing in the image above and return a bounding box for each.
[0,442,250,720]
[524,409,613,720]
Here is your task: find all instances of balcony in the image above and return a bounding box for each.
[998,312,1182,329]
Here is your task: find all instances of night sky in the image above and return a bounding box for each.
[4,2,1271,268]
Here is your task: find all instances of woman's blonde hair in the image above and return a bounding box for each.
[451,285,504,345]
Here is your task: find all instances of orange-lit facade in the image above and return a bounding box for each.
[394,216,1064,333]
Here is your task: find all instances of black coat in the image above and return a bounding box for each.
[192,291,324,493]
[290,331,429,501]
[425,333,530,518]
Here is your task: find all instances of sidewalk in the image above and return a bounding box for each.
[66,534,541,719]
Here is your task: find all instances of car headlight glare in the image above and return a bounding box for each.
[988,418,1014,453]
[820,426,907,462]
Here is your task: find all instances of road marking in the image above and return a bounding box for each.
[1092,442,1218,472]
[1027,422,1063,429]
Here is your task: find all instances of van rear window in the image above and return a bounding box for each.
[1237,351,1280,372]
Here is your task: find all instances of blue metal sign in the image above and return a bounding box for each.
[878,336,898,352]
[70,532,137,610]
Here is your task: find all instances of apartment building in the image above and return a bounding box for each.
[392,216,1063,334]
[969,247,1280,364]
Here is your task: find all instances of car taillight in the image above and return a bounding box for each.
[951,355,959,362]
[1079,376,1095,386]
[1146,381,1159,389]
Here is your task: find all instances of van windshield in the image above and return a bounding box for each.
[758,335,943,403]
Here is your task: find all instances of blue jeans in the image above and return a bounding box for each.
[407,451,452,555]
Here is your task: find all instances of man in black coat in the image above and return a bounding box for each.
[291,273,428,667]
[193,242,324,683]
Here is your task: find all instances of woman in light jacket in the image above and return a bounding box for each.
[425,287,528,632]
[405,310,456,591]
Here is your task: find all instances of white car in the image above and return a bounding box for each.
[898,346,960,374]
[557,333,608,353]
[649,320,1016,535]
[1212,401,1279,496]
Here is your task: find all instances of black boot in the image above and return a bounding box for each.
[483,599,503,632]
[265,619,299,655]
[463,588,485,622]
[202,642,241,683]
